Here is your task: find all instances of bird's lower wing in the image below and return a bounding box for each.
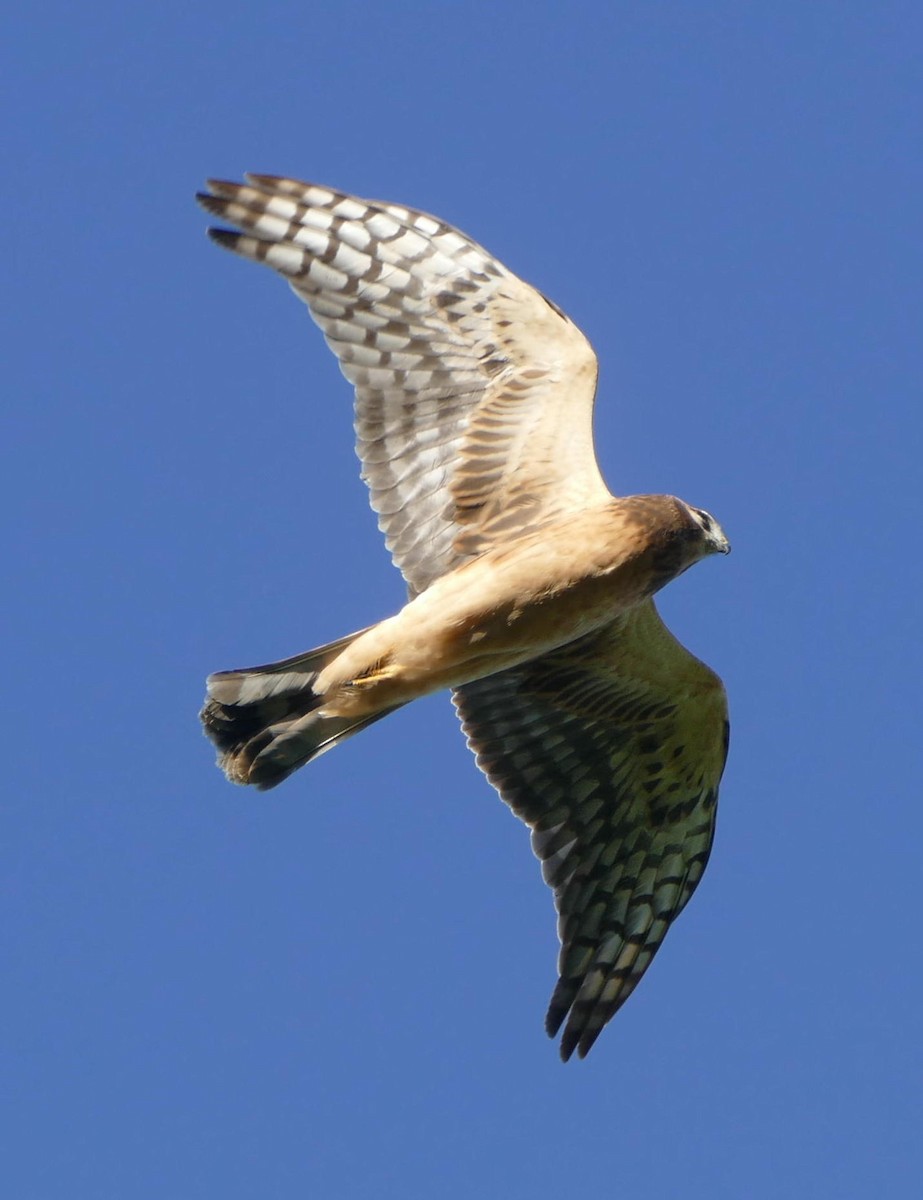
[453,600,729,1059]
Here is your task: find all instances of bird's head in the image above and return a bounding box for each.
[684,504,731,557]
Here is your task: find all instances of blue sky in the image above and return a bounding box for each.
[4,3,921,1196]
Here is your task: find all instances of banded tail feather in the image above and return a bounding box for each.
[200,627,399,790]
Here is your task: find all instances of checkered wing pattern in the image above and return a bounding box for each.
[198,175,610,594]
[453,601,729,1060]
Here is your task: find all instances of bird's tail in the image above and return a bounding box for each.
[200,627,402,790]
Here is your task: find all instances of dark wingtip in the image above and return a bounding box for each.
[558,1028,579,1062]
[546,1002,577,1061]
[548,998,602,1061]
[204,178,242,196]
[206,227,241,251]
[577,1028,602,1059]
[245,172,282,188]
[195,191,226,218]
[557,1023,601,1061]
[545,1006,565,1039]
[194,185,241,249]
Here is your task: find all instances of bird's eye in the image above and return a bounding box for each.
[693,508,712,529]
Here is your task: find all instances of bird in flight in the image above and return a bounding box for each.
[197,175,730,1060]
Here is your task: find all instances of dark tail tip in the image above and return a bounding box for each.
[200,685,323,789]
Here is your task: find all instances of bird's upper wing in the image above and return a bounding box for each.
[198,176,611,594]
[452,600,728,1060]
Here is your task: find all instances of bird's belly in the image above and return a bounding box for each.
[319,535,653,715]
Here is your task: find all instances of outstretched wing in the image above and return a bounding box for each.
[453,600,728,1060]
[198,175,611,594]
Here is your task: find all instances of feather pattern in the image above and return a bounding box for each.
[198,175,608,594]
[454,602,728,1059]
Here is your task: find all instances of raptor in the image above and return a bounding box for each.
[197,176,730,1059]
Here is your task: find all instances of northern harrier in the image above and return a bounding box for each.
[197,176,730,1059]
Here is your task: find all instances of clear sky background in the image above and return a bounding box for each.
[4,3,921,1197]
